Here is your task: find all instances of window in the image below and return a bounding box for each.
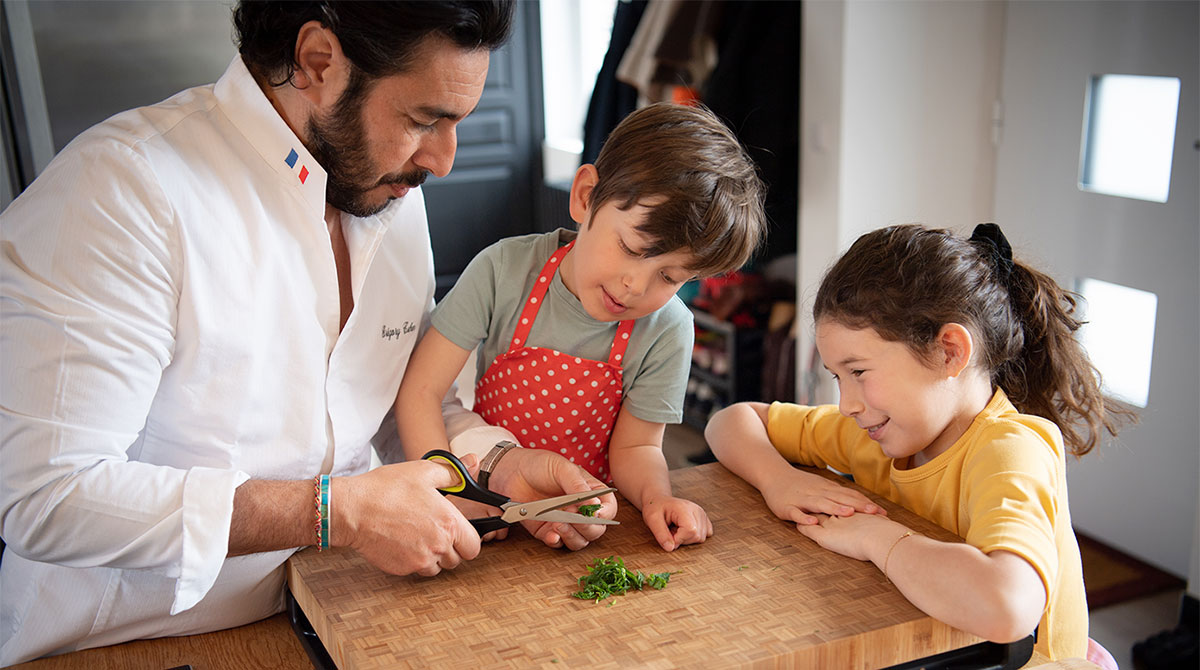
[538,0,617,184]
[1076,277,1158,408]
[1079,74,1181,203]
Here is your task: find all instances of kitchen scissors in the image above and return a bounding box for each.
[422,449,620,534]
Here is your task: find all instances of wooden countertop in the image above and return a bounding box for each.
[288,462,983,669]
[4,613,309,670]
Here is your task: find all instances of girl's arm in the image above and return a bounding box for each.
[800,514,1046,643]
[705,403,881,523]
[608,407,712,550]
[395,327,473,461]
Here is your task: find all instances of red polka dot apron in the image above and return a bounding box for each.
[473,241,634,483]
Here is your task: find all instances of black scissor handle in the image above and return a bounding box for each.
[422,449,511,508]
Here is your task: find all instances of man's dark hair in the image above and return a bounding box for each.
[233,1,514,86]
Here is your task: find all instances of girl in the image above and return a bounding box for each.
[706,223,1132,664]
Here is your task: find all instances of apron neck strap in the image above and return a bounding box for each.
[507,239,636,368]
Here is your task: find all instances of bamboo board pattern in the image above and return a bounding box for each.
[288,463,980,669]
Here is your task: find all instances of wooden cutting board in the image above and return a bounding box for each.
[288,463,979,669]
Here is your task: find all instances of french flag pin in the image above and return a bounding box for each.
[284,148,309,184]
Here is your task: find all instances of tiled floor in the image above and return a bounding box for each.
[662,422,1186,669]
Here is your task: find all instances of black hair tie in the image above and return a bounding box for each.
[969,223,1014,285]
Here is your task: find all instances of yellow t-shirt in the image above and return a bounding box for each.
[765,388,1087,660]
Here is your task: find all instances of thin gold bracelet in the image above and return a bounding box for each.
[883,530,915,582]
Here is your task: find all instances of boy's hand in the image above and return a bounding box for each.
[486,447,617,551]
[641,495,713,551]
[760,469,885,526]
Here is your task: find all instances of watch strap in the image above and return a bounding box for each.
[478,441,519,490]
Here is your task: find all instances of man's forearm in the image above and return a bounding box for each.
[228,478,314,556]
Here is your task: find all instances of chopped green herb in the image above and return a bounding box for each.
[571,556,675,603]
[737,565,748,571]
[577,503,602,517]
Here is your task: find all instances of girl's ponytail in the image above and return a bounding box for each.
[972,225,1135,456]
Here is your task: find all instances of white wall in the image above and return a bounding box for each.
[800,0,1199,579]
[798,0,1005,403]
[992,0,1199,578]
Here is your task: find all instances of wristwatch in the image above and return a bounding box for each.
[478,440,519,490]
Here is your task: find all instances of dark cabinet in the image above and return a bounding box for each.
[683,306,763,431]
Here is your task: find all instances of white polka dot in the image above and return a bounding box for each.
[531,297,538,303]
[577,390,585,397]
[513,338,521,345]
[540,276,547,283]
[569,378,576,384]
[622,332,630,340]
[549,403,557,409]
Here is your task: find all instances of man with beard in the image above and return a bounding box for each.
[0,2,615,664]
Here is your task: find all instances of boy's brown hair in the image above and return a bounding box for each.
[588,103,767,277]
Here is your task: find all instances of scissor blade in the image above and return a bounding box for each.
[498,487,618,524]
[531,510,620,525]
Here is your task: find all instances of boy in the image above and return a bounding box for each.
[396,103,766,551]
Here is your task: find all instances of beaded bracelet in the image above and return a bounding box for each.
[313,474,330,551]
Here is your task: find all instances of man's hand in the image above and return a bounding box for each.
[332,459,482,577]
[486,448,617,550]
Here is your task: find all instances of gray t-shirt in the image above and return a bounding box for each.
[432,229,693,423]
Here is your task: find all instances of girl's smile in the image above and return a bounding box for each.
[816,319,990,466]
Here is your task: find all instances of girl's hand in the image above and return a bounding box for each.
[760,469,885,526]
[796,511,903,561]
[641,496,713,551]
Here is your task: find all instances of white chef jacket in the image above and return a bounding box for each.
[0,55,511,665]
